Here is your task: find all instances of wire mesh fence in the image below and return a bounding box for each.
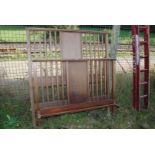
[0,25,155,106]
[0,26,28,102]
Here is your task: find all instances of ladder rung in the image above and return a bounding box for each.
[140,82,148,85]
[140,55,148,58]
[140,41,147,45]
[140,69,148,72]
[139,26,146,30]
[140,95,148,98]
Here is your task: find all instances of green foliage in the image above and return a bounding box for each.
[1,71,155,129]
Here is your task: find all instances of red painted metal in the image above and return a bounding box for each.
[143,26,149,108]
[131,25,149,111]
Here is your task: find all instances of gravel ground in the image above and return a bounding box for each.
[0,57,155,80]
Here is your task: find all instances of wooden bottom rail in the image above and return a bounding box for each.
[37,99,117,118]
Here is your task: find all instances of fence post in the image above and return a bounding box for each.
[110,26,120,99]
[110,25,120,58]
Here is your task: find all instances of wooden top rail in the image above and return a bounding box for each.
[32,58,116,62]
[26,27,110,35]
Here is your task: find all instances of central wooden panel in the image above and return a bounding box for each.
[68,61,88,103]
[60,32,82,59]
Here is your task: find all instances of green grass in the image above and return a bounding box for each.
[1,25,155,45]
[0,25,26,42]
[0,71,155,129]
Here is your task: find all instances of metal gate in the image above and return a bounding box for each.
[26,28,116,125]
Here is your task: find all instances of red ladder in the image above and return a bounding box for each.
[131,25,149,111]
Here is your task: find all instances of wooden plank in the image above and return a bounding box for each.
[89,33,92,58]
[33,66,39,111]
[26,27,110,35]
[95,60,99,98]
[26,30,36,127]
[45,62,49,102]
[40,62,45,104]
[93,34,96,58]
[92,60,95,99]
[112,61,116,99]
[97,34,100,58]
[61,62,65,103]
[44,32,47,58]
[87,61,90,100]
[101,34,104,58]
[33,31,36,58]
[60,32,82,59]
[100,61,103,96]
[54,31,57,59]
[68,61,88,103]
[39,99,116,117]
[50,61,55,102]
[32,58,116,62]
[49,31,52,59]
